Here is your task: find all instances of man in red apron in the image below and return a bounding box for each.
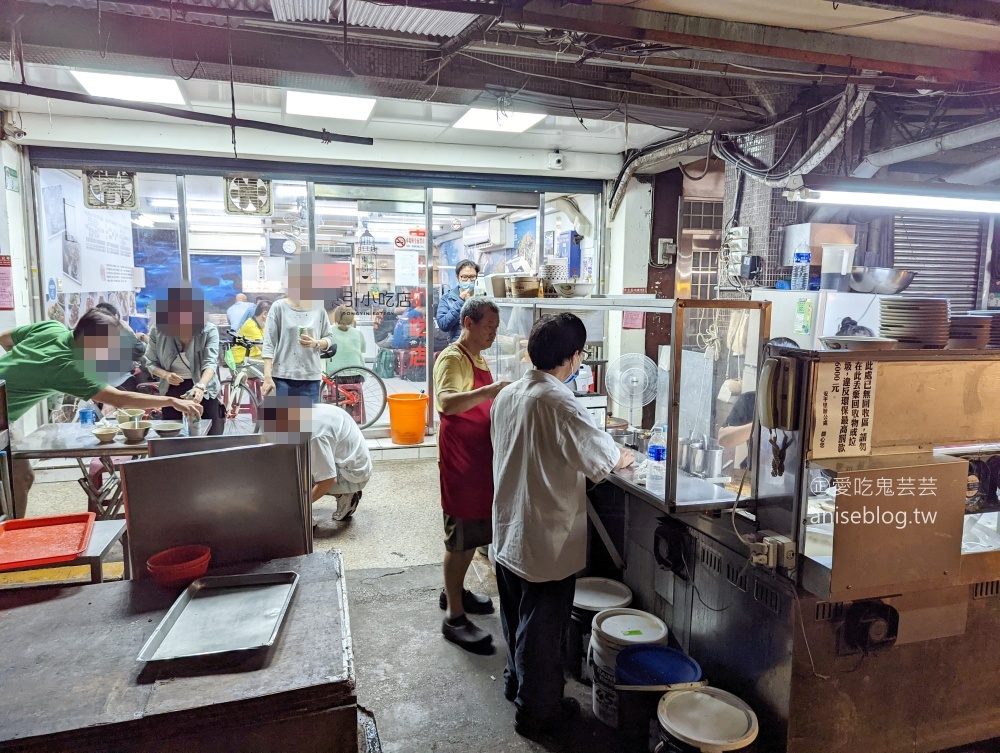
[433,297,508,652]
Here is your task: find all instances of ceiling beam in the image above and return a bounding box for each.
[515,0,1000,84]
[826,0,1000,28]
[0,4,755,131]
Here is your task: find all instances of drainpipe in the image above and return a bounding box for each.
[546,197,593,237]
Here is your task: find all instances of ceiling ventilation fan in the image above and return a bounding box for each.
[225,177,273,217]
[84,170,137,210]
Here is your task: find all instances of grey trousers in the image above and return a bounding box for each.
[496,562,576,722]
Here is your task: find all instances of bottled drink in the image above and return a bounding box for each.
[646,427,667,496]
[791,249,811,291]
[77,401,97,426]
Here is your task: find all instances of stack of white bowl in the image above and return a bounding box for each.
[948,316,992,349]
[879,296,950,349]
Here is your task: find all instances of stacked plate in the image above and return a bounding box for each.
[947,315,992,349]
[879,296,950,349]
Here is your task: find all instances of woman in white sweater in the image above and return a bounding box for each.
[262,254,334,403]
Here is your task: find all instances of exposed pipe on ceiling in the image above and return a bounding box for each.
[851,116,1000,179]
[609,132,713,220]
[547,197,593,237]
[0,82,374,146]
[808,115,1000,220]
[940,152,1000,185]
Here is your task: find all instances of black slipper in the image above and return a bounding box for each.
[439,588,495,615]
[442,615,495,655]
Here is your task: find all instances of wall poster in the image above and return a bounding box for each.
[37,169,135,329]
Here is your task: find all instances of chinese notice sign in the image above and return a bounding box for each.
[0,256,13,310]
[811,359,877,459]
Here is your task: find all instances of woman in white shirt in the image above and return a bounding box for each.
[261,253,334,403]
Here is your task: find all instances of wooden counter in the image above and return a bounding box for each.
[0,552,356,753]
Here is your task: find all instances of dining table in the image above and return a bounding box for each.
[12,420,210,520]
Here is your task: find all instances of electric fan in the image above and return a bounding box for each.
[605,353,659,427]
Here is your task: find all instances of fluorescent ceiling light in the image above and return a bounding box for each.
[285,91,376,121]
[453,108,545,133]
[785,175,1000,214]
[70,71,186,105]
[131,214,155,228]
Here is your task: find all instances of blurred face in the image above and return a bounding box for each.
[261,398,315,443]
[156,287,205,338]
[288,255,340,309]
[464,309,500,351]
[76,328,133,383]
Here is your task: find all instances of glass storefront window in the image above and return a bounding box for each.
[35,168,180,334]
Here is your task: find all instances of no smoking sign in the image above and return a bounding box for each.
[394,236,407,248]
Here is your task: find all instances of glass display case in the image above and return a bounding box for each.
[481,297,772,512]
[666,300,771,511]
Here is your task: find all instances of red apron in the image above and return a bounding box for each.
[438,346,494,520]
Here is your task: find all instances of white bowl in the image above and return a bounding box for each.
[553,282,595,298]
[820,336,897,352]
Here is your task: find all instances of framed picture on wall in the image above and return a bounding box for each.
[62,237,82,284]
[42,185,65,237]
[63,199,78,243]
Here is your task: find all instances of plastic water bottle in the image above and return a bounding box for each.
[646,427,667,496]
[791,248,811,291]
[77,401,97,426]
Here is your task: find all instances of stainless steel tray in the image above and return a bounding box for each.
[137,572,299,662]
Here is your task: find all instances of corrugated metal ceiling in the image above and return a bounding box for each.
[26,0,478,38]
[329,0,477,37]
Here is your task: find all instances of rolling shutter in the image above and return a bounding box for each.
[892,212,987,313]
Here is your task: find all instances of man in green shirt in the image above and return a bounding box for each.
[0,308,202,517]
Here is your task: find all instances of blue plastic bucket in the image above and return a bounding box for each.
[615,645,702,752]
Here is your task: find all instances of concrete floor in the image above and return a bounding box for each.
[348,563,619,753]
[25,460,996,753]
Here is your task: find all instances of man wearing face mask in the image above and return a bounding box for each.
[436,260,480,344]
[0,309,201,517]
[491,313,634,741]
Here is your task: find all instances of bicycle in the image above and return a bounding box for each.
[221,333,264,434]
[321,365,388,430]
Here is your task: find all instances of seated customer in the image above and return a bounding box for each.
[261,396,372,523]
[233,300,270,365]
[391,289,428,349]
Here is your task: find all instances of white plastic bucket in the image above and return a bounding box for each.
[655,686,759,753]
[588,608,669,727]
[567,578,632,683]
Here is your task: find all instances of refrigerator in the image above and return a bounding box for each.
[751,289,882,349]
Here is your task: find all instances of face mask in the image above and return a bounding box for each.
[458,281,475,292]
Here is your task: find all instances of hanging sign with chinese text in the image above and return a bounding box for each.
[811,359,877,459]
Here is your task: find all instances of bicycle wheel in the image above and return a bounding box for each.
[223,382,260,435]
[325,366,387,430]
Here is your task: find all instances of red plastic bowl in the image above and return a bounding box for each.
[146,545,211,588]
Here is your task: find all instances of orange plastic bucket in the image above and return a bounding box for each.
[387,393,429,445]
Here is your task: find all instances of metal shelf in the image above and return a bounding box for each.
[491,296,676,312]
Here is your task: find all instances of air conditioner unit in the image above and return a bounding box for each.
[463,219,512,251]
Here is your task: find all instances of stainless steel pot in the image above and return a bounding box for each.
[677,438,692,470]
[702,443,725,478]
[685,436,706,474]
[634,430,653,455]
[608,429,636,448]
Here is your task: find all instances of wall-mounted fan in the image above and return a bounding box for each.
[225,177,272,216]
[84,170,137,210]
[606,353,658,427]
